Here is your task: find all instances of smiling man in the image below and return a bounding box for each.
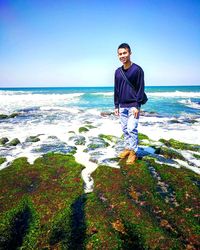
[114,43,145,164]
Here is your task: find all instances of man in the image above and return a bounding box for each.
[114,43,145,164]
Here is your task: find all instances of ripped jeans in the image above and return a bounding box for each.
[119,107,139,153]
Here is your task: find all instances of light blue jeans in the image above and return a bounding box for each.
[119,107,139,153]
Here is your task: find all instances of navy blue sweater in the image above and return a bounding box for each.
[114,63,145,109]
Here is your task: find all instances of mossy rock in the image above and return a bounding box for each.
[169,119,181,124]
[0,137,9,145]
[0,113,20,119]
[9,113,20,118]
[193,153,200,159]
[86,137,110,152]
[159,138,200,152]
[8,138,21,146]
[0,197,40,250]
[86,143,103,150]
[0,153,84,249]
[85,124,96,129]
[155,146,185,160]
[69,135,86,145]
[0,157,6,165]
[138,133,149,141]
[68,131,75,134]
[90,160,200,249]
[0,114,8,119]
[25,136,40,143]
[79,127,89,133]
[98,134,118,143]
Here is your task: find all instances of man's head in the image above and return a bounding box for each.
[118,43,131,53]
[117,43,132,65]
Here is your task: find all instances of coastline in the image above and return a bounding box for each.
[0,86,200,248]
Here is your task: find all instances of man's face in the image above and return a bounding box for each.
[118,48,131,65]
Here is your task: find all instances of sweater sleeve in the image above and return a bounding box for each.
[114,71,119,109]
[135,68,145,107]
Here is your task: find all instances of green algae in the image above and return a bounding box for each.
[0,134,200,249]
[79,126,89,133]
[155,146,185,160]
[0,153,84,249]
[85,124,96,129]
[0,137,9,145]
[8,138,21,146]
[193,153,200,159]
[138,133,149,141]
[0,197,40,250]
[25,136,40,143]
[159,138,200,152]
[0,157,6,165]
[91,158,199,249]
[98,134,118,143]
[0,113,20,119]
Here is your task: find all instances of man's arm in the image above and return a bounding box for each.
[114,72,119,116]
[135,68,145,105]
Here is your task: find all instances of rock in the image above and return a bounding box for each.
[0,114,8,119]
[85,137,110,152]
[85,124,96,129]
[25,136,40,143]
[69,135,86,145]
[79,127,89,133]
[138,133,150,141]
[0,113,20,119]
[48,136,58,139]
[0,137,9,145]
[169,119,181,124]
[89,151,105,163]
[100,111,114,117]
[9,112,20,118]
[159,138,200,152]
[140,111,160,117]
[0,157,6,165]
[68,131,75,134]
[8,138,21,146]
[98,134,118,143]
[155,146,185,160]
[34,141,77,154]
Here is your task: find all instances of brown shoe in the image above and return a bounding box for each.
[126,151,137,165]
[118,149,130,159]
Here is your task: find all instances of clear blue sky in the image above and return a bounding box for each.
[0,0,200,87]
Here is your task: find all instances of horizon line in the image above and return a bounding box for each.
[0,84,200,89]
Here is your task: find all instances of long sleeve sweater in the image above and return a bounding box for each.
[114,63,145,109]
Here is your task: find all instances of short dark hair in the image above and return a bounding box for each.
[118,43,131,52]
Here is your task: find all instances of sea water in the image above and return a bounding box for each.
[1,86,200,190]
[0,86,200,144]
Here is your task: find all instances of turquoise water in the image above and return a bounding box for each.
[0,86,200,117]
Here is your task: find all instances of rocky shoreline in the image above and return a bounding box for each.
[0,121,200,249]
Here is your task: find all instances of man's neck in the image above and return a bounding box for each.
[123,61,132,70]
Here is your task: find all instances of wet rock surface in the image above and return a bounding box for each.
[69,135,86,145]
[8,138,21,146]
[0,133,200,249]
[0,137,9,145]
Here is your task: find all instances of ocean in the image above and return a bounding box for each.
[0,85,200,174]
[1,85,200,116]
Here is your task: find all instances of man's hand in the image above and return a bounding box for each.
[132,107,140,119]
[114,108,119,116]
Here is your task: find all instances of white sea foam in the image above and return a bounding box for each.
[91,92,113,96]
[0,103,200,180]
[0,90,31,95]
[148,91,200,98]
[178,99,200,109]
[173,159,200,174]
[0,93,84,113]
[139,122,200,145]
